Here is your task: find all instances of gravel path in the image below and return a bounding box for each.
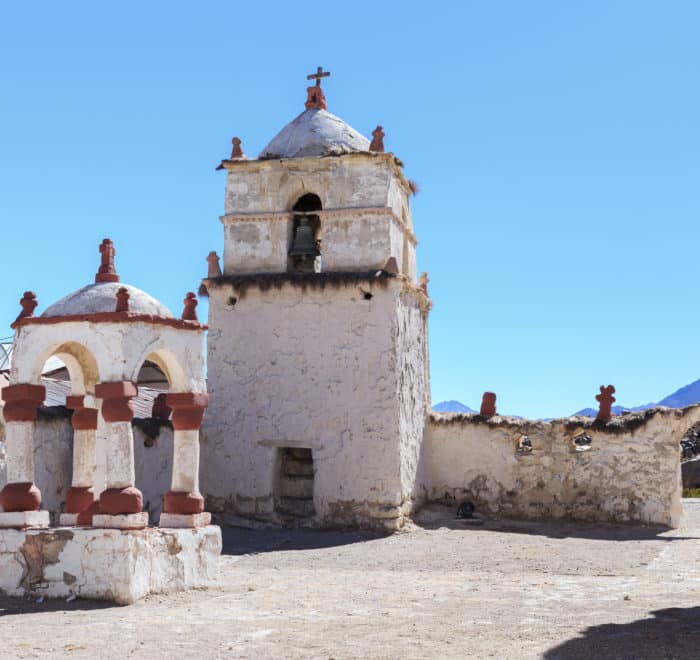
[1,501,699,659]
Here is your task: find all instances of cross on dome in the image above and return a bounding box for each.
[305,66,330,111]
[306,66,330,87]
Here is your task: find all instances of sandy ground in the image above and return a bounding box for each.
[0,501,699,660]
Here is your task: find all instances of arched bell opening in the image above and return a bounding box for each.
[289,193,322,273]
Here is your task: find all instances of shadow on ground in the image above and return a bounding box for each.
[544,607,700,659]
[220,524,386,556]
[414,503,698,542]
[0,596,117,617]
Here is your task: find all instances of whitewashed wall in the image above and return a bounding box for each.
[425,407,700,528]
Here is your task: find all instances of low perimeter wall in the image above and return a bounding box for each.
[425,407,700,527]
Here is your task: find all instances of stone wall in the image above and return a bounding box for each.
[202,275,430,530]
[425,407,700,528]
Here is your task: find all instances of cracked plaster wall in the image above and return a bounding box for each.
[425,407,700,528]
[202,279,429,529]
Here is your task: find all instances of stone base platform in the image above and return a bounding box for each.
[0,525,221,604]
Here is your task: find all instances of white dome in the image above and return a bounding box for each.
[259,108,370,159]
[42,282,173,318]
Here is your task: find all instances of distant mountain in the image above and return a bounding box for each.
[433,400,476,413]
[573,378,700,417]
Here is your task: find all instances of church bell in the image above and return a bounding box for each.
[288,216,320,259]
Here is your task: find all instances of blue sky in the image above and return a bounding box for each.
[1,1,698,418]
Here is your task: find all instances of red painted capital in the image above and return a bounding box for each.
[1,384,46,422]
[95,381,138,422]
[166,392,209,430]
[66,395,99,430]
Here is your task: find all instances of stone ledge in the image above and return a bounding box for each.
[93,512,149,529]
[159,512,211,528]
[0,510,50,529]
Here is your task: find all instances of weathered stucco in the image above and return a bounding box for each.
[425,407,700,527]
[0,526,221,604]
[220,154,416,278]
[202,276,430,530]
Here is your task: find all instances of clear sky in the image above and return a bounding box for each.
[1,1,698,418]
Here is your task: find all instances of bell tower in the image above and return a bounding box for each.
[201,71,430,530]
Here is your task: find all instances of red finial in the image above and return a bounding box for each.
[207,251,222,278]
[305,66,330,110]
[480,392,497,418]
[96,238,119,283]
[419,272,429,295]
[369,126,385,152]
[230,137,245,159]
[12,291,38,327]
[595,385,616,422]
[115,287,130,313]
[181,292,198,321]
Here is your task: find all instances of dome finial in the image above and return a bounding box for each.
[305,66,330,110]
[96,238,119,283]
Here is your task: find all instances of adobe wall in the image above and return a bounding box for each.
[425,407,700,528]
[202,274,430,530]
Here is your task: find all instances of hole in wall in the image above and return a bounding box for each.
[362,291,373,300]
[516,434,532,453]
[573,433,592,452]
[228,296,238,307]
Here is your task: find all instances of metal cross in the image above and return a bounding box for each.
[306,66,330,87]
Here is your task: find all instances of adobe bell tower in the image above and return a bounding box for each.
[201,70,431,530]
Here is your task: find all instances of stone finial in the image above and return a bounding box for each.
[305,66,330,110]
[230,137,245,159]
[115,287,130,313]
[369,126,385,152]
[480,392,497,418]
[151,393,171,420]
[13,291,38,326]
[96,238,119,283]
[595,385,616,422]
[419,272,429,295]
[181,292,198,321]
[207,251,222,278]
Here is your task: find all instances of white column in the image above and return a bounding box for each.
[104,421,136,489]
[171,429,200,493]
[5,421,34,483]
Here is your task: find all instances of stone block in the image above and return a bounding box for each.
[0,525,221,604]
[0,510,50,529]
[92,512,149,529]
[276,497,315,518]
[279,475,314,499]
[58,513,79,526]
[159,512,211,528]
[283,459,314,477]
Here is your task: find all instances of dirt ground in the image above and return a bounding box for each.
[0,501,699,660]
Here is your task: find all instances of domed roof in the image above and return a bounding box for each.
[42,282,173,318]
[259,108,370,159]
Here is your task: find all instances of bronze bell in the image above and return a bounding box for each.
[288,216,320,259]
